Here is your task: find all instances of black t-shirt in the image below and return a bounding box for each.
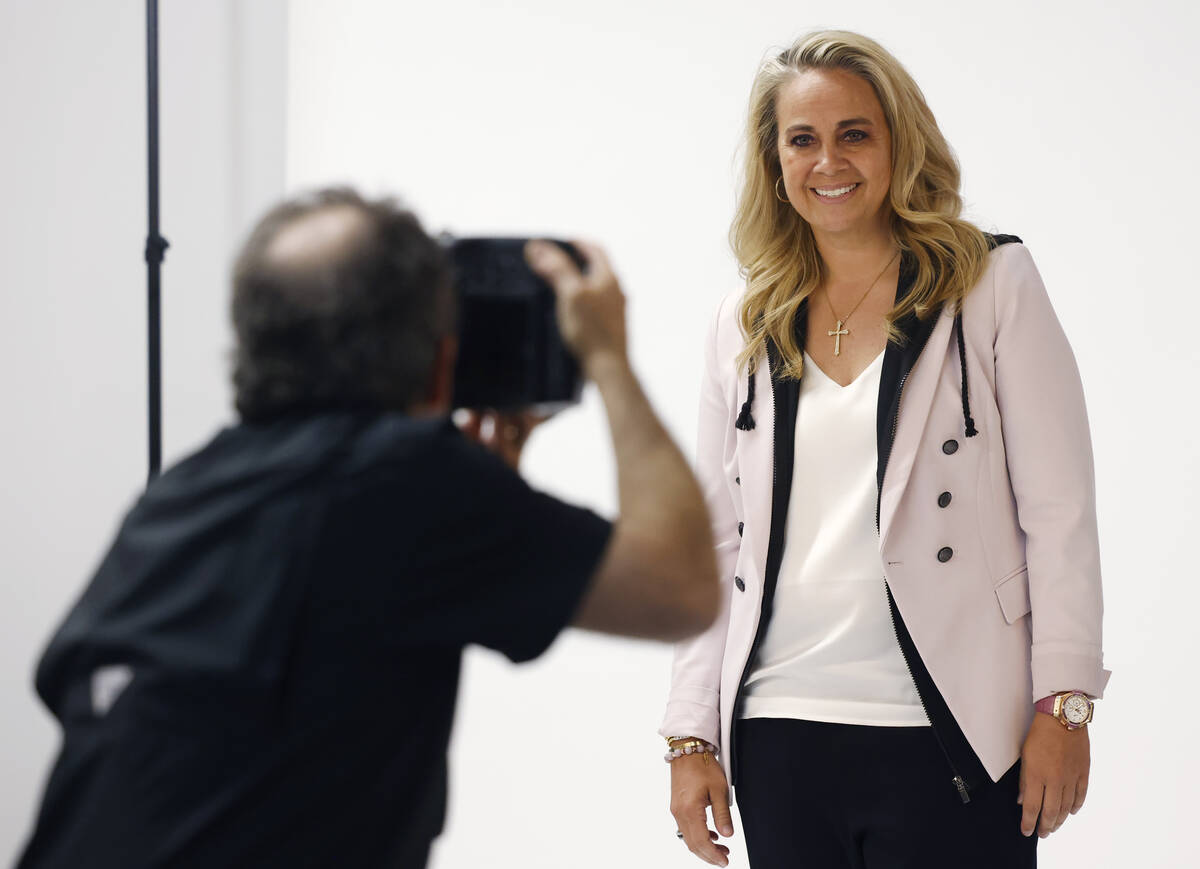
[18,413,611,868]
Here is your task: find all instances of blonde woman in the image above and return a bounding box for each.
[661,30,1109,868]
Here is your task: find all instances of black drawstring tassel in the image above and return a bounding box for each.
[954,312,978,437]
[735,365,756,431]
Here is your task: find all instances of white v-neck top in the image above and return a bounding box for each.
[739,348,928,726]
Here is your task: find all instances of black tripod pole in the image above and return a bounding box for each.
[144,0,169,482]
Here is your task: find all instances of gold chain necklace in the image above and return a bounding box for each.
[821,249,900,356]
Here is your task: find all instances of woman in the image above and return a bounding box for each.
[660,30,1110,868]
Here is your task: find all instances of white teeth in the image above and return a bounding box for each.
[814,183,858,197]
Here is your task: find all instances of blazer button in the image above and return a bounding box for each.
[735,476,741,485]
[937,491,952,508]
[734,576,746,592]
[942,439,959,455]
[937,547,954,563]
[738,522,744,537]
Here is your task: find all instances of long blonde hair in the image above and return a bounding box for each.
[732,30,991,379]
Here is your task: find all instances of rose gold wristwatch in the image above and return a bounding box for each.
[1035,691,1094,730]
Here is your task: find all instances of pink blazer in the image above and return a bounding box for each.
[660,242,1111,787]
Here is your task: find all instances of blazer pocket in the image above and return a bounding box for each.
[993,565,1031,624]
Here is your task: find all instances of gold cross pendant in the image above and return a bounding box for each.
[828,320,849,356]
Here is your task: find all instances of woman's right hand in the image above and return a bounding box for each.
[670,751,734,866]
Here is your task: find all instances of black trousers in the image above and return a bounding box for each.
[735,717,1036,869]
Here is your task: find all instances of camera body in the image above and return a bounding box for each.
[446,237,584,413]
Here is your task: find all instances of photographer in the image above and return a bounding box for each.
[17,188,718,868]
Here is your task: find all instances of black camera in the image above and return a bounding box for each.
[445,237,585,413]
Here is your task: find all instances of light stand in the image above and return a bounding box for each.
[144,0,169,482]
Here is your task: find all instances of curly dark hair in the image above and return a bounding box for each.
[230,188,453,422]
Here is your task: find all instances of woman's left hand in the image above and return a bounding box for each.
[1017,712,1090,838]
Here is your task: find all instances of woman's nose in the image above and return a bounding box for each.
[814,142,848,173]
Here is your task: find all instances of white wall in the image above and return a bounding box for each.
[0,0,286,862]
[286,1,1199,868]
[4,1,1197,867]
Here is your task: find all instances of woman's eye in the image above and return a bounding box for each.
[788,131,867,147]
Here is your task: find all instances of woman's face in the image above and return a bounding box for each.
[774,68,893,242]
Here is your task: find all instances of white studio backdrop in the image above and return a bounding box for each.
[2,0,1197,866]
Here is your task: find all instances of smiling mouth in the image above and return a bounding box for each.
[812,183,860,198]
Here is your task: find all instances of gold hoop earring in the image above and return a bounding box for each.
[775,176,789,203]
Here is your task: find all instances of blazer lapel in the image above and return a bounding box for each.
[740,350,777,550]
[879,306,955,550]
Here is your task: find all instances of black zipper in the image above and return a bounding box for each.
[877,370,972,804]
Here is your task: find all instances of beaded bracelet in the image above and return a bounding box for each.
[663,740,718,763]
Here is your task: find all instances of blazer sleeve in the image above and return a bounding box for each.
[658,294,742,748]
[992,243,1111,701]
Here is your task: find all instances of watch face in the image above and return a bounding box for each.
[1062,693,1091,724]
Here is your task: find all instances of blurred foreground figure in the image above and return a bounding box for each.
[18,188,717,868]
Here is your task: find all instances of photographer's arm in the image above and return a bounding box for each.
[525,241,719,642]
[580,351,719,640]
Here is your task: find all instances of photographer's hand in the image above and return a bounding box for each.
[458,409,548,471]
[525,240,627,375]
